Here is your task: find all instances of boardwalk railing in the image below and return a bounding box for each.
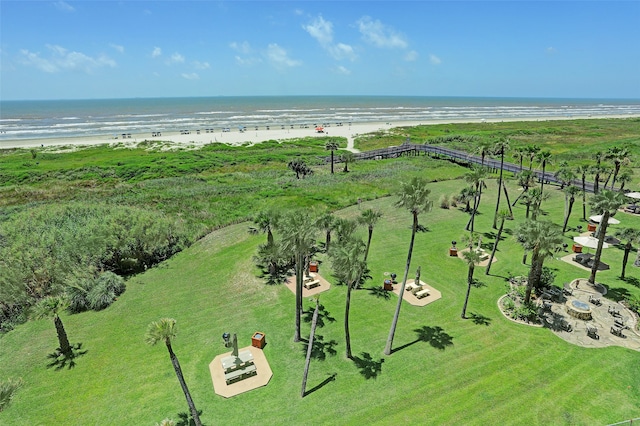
[327,143,610,193]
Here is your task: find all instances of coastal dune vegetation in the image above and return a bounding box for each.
[1,118,640,424]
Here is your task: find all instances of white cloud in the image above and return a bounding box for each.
[181,72,199,80]
[230,41,252,55]
[303,16,334,46]
[334,65,351,75]
[304,16,356,61]
[429,54,441,65]
[266,44,301,68]
[169,52,185,64]
[405,50,419,62]
[192,61,210,70]
[53,1,75,12]
[151,47,162,58]
[546,47,557,55]
[356,16,407,49]
[20,44,116,73]
[110,43,125,53]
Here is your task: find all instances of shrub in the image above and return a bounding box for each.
[87,272,125,311]
[439,195,450,209]
[450,195,458,208]
[0,377,23,412]
[502,296,515,311]
[512,302,538,322]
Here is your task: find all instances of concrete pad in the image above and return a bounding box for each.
[210,345,273,398]
[285,272,331,297]
[390,279,442,307]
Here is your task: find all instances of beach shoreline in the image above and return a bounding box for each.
[2,114,638,150]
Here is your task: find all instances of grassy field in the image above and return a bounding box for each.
[1,118,640,424]
[1,176,639,424]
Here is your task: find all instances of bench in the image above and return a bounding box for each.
[560,321,573,332]
[406,282,421,292]
[415,288,430,299]
[225,364,257,384]
[304,280,320,290]
[608,306,621,317]
[614,318,628,329]
[589,295,602,306]
[586,326,599,340]
[610,326,625,338]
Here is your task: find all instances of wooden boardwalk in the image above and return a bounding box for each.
[327,142,606,193]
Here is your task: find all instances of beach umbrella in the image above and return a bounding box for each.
[625,192,640,200]
[589,215,620,225]
[315,126,324,132]
[573,236,610,249]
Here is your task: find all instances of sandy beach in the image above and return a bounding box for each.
[2,114,638,151]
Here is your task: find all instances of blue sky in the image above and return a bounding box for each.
[1,1,639,100]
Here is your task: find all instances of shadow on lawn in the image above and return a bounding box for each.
[604,286,631,302]
[367,286,391,300]
[303,302,336,328]
[46,343,88,371]
[353,352,384,379]
[303,372,337,397]
[301,334,338,361]
[469,312,492,326]
[392,325,454,354]
[620,276,640,288]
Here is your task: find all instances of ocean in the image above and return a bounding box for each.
[1,96,639,141]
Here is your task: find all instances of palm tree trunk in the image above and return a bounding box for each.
[588,214,609,285]
[167,344,202,426]
[621,242,631,279]
[461,264,475,318]
[54,315,72,356]
[301,299,320,397]
[364,228,373,263]
[525,250,542,304]
[493,154,505,229]
[325,231,331,253]
[294,253,304,342]
[466,188,479,231]
[384,212,418,355]
[345,284,353,359]
[611,165,620,190]
[540,163,547,195]
[581,177,587,220]
[502,181,514,218]
[594,173,600,194]
[486,218,504,275]
[562,197,575,233]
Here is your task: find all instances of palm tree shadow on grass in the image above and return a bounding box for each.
[301,334,338,361]
[176,409,205,426]
[352,352,384,379]
[367,286,391,300]
[621,276,640,288]
[303,303,336,328]
[46,343,88,370]
[392,325,454,354]
[469,312,492,326]
[303,372,338,397]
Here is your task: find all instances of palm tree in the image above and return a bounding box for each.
[340,151,355,173]
[588,190,627,285]
[592,151,606,194]
[145,318,202,426]
[333,217,358,243]
[250,209,280,246]
[279,210,317,342]
[461,249,481,319]
[315,213,336,253]
[605,146,631,190]
[554,161,576,189]
[526,145,541,171]
[492,139,509,229]
[476,140,493,168]
[358,209,383,262]
[325,140,339,174]
[486,209,510,275]
[288,159,313,179]
[515,220,563,304]
[536,150,552,195]
[561,185,580,234]
[32,295,72,357]
[576,164,590,220]
[511,170,536,207]
[617,169,633,192]
[615,228,640,279]
[529,187,549,221]
[329,237,367,359]
[512,146,526,173]
[464,166,487,232]
[384,177,432,355]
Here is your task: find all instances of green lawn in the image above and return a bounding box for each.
[1,175,639,424]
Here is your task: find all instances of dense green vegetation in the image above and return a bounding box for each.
[1,118,640,424]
